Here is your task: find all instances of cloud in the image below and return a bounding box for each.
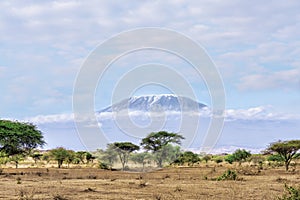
[24,113,74,124]
[1,0,300,118]
[24,105,300,125]
[238,68,300,90]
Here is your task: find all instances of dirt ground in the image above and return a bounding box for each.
[0,164,299,200]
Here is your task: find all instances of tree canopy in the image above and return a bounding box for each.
[140,131,184,167]
[265,140,300,171]
[49,147,72,168]
[140,131,184,152]
[225,149,251,165]
[110,142,140,170]
[0,120,45,168]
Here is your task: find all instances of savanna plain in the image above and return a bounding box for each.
[1,162,299,200]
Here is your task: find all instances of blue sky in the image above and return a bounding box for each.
[1,1,299,151]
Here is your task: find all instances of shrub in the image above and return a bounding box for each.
[98,162,110,170]
[202,155,212,163]
[53,194,68,200]
[173,151,200,165]
[213,156,223,164]
[225,149,251,164]
[217,170,237,181]
[16,177,22,184]
[17,188,36,200]
[225,155,235,164]
[278,184,300,200]
[268,154,284,162]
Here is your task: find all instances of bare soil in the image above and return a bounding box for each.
[0,164,299,200]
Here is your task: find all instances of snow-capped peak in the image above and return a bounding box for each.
[99,94,206,113]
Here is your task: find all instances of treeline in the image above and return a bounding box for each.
[0,120,300,171]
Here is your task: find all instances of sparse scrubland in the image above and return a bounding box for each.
[0,160,300,200]
[1,120,300,199]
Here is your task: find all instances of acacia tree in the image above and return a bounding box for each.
[110,142,140,171]
[130,152,152,171]
[0,120,45,168]
[225,149,251,165]
[99,146,118,167]
[266,140,300,171]
[140,131,184,167]
[49,147,70,168]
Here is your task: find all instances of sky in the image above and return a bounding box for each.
[1,1,300,151]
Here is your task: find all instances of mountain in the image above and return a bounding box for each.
[99,94,206,112]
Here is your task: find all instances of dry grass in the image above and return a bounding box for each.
[0,164,299,199]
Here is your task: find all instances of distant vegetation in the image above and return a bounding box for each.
[0,119,300,174]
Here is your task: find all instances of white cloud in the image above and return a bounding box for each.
[25,105,300,125]
[238,68,300,90]
[24,113,74,124]
[1,0,300,118]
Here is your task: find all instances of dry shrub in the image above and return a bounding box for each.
[17,188,36,200]
[237,166,261,176]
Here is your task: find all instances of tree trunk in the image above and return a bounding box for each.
[121,162,125,171]
[285,160,289,171]
[142,162,145,172]
[158,158,163,168]
[58,160,63,168]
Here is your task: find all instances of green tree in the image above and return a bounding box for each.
[130,152,152,171]
[65,150,76,168]
[0,152,9,166]
[85,152,96,164]
[173,151,200,166]
[233,149,251,164]
[75,151,87,164]
[31,152,43,165]
[42,153,51,164]
[225,149,251,165]
[154,144,181,167]
[141,131,184,167]
[110,142,140,170]
[75,151,95,164]
[213,156,223,164]
[9,154,24,169]
[49,147,70,168]
[202,154,212,163]
[265,140,300,171]
[0,120,45,168]
[99,146,118,167]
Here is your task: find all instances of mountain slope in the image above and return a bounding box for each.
[99,94,206,112]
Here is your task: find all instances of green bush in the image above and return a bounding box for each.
[213,156,223,164]
[173,151,200,165]
[225,155,235,164]
[98,162,110,170]
[225,149,251,164]
[216,170,237,181]
[268,154,284,162]
[278,184,300,200]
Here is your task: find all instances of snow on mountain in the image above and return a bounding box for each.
[99,94,206,113]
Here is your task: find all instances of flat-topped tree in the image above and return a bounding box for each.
[110,142,140,171]
[141,131,184,167]
[0,120,45,168]
[265,140,300,171]
[49,147,73,168]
